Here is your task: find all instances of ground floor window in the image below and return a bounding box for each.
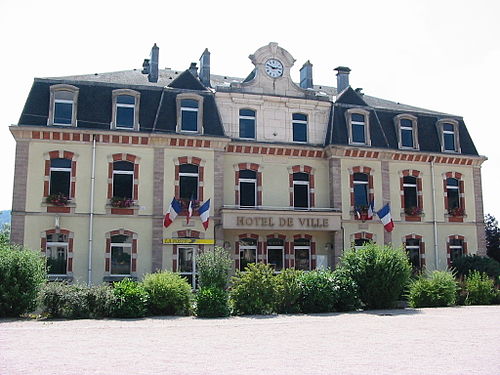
[239,238,257,271]
[110,234,132,275]
[46,232,68,275]
[449,238,464,264]
[294,238,311,271]
[267,238,284,272]
[405,238,421,271]
[178,246,197,289]
[354,238,370,251]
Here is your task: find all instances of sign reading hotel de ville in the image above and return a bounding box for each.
[222,210,341,231]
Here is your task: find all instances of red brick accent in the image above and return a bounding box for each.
[401,169,423,222]
[289,165,315,208]
[447,235,467,266]
[109,154,139,212]
[404,234,425,269]
[105,230,137,273]
[350,167,374,220]
[444,172,466,222]
[235,163,262,206]
[41,229,74,274]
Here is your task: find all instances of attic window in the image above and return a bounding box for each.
[176,94,203,134]
[437,119,460,153]
[394,114,419,150]
[111,89,140,131]
[346,109,371,146]
[48,84,79,127]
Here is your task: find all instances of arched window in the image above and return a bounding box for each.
[353,172,369,208]
[437,119,460,153]
[105,229,137,278]
[41,229,74,278]
[49,84,79,126]
[347,109,370,146]
[404,235,425,272]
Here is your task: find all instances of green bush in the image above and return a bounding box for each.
[0,245,46,317]
[451,255,500,282]
[298,269,337,313]
[275,269,303,314]
[230,262,277,315]
[38,281,68,318]
[197,247,232,290]
[195,287,230,318]
[462,271,496,305]
[408,270,458,308]
[87,284,116,318]
[340,243,412,309]
[330,268,361,312]
[143,271,192,316]
[111,278,149,318]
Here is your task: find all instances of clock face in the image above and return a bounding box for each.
[264,59,284,78]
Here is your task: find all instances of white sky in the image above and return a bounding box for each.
[1,0,499,218]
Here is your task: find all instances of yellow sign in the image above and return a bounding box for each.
[163,238,215,245]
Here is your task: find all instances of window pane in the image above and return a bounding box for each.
[180,176,198,200]
[54,102,73,124]
[239,109,255,117]
[240,181,256,207]
[111,235,129,243]
[55,90,74,100]
[292,113,307,121]
[111,246,131,275]
[113,174,133,198]
[47,233,68,242]
[447,178,459,187]
[295,248,310,270]
[294,238,310,247]
[181,110,198,131]
[117,95,135,104]
[114,161,134,171]
[354,173,368,182]
[179,164,198,174]
[50,171,70,196]
[268,248,283,271]
[447,189,460,209]
[240,248,256,271]
[351,113,365,122]
[179,248,194,273]
[400,119,413,128]
[354,238,370,248]
[181,99,198,109]
[401,128,414,147]
[294,184,309,208]
[444,133,455,150]
[239,118,255,138]
[293,172,309,182]
[46,246,67,274]
[405,245,421,270]
[293,122,307,142]
[239,169,256,179]
[116,106,134,128]
[404,186,418,208]
[352,123,365,143]
[354,184,368,206]
[443,123,454,132]
[51,158,71,168]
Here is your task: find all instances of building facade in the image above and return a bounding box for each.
[11,43,486,285]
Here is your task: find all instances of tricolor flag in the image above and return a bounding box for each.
[377,203,395,232]
[198,199,211,230]
[367,200,375,220]
[164,198,181,228]
[186,196,194,224]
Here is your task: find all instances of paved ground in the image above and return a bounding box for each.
[1,305,499,375]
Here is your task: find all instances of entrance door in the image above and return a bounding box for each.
[178,246,197,289]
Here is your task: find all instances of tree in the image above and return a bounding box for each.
[0,223,10,247]
[485,214,500,262]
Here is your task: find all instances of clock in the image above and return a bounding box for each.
[264,58,284,78]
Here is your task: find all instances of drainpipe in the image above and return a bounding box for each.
[430,158,439,270]
[87,135,97,285]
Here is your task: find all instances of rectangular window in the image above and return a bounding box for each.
[110,234,131,275]
[403,176,418,209]
[239,238,257,271]
[405,238,421,271]
[181,99,199,132]
[116,95,135,128]
[446,178,460,210]
[294,238,311,271]
[113,161,134,199]
[179,164,199,200]
[267,238,284,272]
[239,169,256,207]
[178,247,196,289]
[449,239,464,263]
[50,158,71,197]
[351,113,366,144]
[54,101,73,125]
[292,113,307,143]
[293,172,309,209]
[353,172,369,207]
[400,119,414,148]
[443,123,456,151]
[46,233,68,275]
[239,109,255,139]
[354,238,370,250]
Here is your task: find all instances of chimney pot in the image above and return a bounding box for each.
[148,44,159,83]
[189,62,198,77]
[299,60,313,89]
[199,48,211,87]
[334,66,351,93]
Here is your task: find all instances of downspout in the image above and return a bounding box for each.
[430,157,439,270]
[87,135,97,285]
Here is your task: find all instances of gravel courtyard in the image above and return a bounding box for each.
[1,305,499,375]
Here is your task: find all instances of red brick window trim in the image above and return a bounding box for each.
[108,153,140,202]
[443,172,465,222]
[41,229,74,276]
[292,233,314,270]
[349,166,374,220]
[172,230,202,281]
[236,233,259,272]
[288,165,315,209]
[447,235,467,266]
[105,229,138,276]
[400,169,423,220]
[404,234,426,270]
[44,150,78,200]
[352,232,374,249]
[234,163,262,207]
[174,156,205,216]
[265,234,286,271]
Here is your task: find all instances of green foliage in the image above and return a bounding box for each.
[0,245,46,317]
[143,271,192,316]
[111,278,149,318]
[408,270,458,308]
[195,287,230,318]
[451,254,500,282]
[298,269,360,313]
[339,243,412,309]
[230,262,277,315]
[462,271,496,305]
[275,268,303,314]
[485,214,500,262]
[0,223,10,246]
[39,282,116,319]
[196,247,232,290]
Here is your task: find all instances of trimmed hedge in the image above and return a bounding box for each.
[143,271,192,316]
[195,287,230,318]
[275,269,303,314]
[408,270,458,308]
[111,278,149,318]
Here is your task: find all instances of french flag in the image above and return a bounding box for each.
[198,199,211,230]
[367,200,375,220]
[377,204,395,232]
[163,198,181,228]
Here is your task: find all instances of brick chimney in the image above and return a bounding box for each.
[300,60,313,89]
[334,66,351,93]
[199,48,211,87]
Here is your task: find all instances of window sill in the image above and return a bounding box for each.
[42,202,76,213]
[106,204,139,215]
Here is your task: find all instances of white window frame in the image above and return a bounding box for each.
[353,173,369,207]
[239,171,257,208]
[405,239,421,269]
[394,114,419,150]
[267,244,285,273]
[179,164,199,200]
[112,161,134,199]
[239,243,257,272]
[437,119,460,153]
[111,89,140,131]
[239,108,256,140]
[49,159,72,196]
[346,108,371,146]
[294,245,311,271]
[176,94,203,134]
[446,177,461,209]
[293,178,310,209]
[292,113,308,143]
[46,238,68,276]
[110,238,132,276]
[48,84,79,127]
[403,176,418,208]
[178,246,197,289]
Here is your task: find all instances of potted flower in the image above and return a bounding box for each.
[46,193,70,206]
[354,205,370,221]
[110,196,134,208]
[404,206,423,216]
[448,207,465,217]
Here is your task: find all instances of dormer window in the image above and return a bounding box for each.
[177,94,203,133]
[111,89,140,131]
[437,119,460,153]
[395,115,418,149]
[239,109,256,139]
[346,109,370,146]
[292,113,308,143]
[49,84,79,126]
